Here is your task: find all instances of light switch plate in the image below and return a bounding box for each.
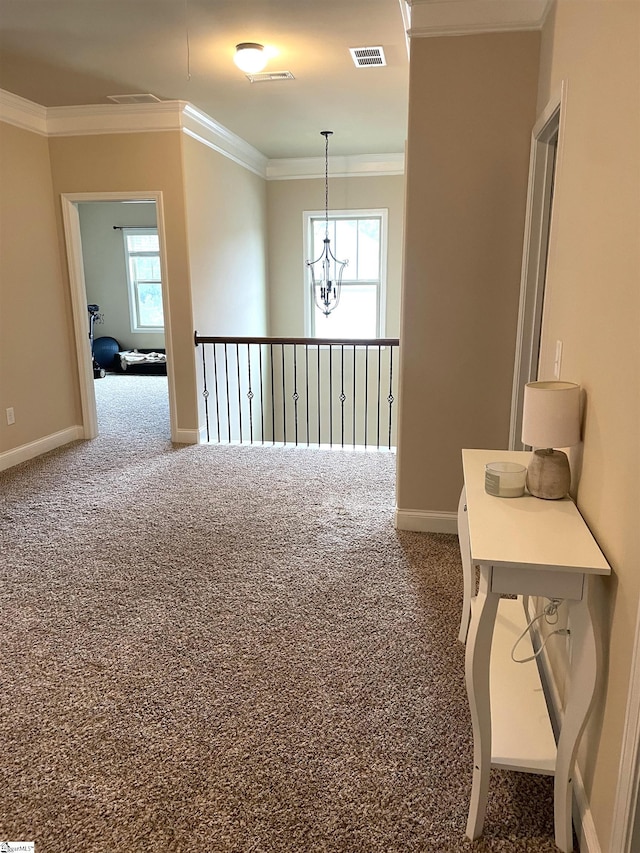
[553,340,563,379]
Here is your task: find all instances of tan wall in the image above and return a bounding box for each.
[0,122,79,451]
[266,175,405,336]
[78,201,163,351]
[535,2,640,848]
[48,131,198,432]
[182,135,268,336]
[182,135,268,433]
[397,32,541,515]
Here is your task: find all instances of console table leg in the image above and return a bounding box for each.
[554,579,599,853]
[465,565,499,839]
[458,486,473,643]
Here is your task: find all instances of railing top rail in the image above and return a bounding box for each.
[194,332,399,347]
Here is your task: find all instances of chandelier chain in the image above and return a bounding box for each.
[324,131,329,237]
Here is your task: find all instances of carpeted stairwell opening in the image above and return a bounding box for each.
[0,374,560,851]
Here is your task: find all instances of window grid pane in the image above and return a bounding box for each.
[313,284,378,339]
[127,234,159,252]
[135,282,164,328]
[124,228,164,331]
[308,214,383,339]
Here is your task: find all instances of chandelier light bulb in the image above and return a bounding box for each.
[233,43,267,74]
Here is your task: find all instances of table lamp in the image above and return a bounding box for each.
[521,380,581,499]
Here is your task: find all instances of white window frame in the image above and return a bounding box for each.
[122,227,164,333]
[303,208,388,339]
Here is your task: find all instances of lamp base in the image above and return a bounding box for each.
[526,449,571,500]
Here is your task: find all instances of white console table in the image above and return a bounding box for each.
[459,449,610,852]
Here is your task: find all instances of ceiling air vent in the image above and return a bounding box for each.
[349,46,386,68]
[246,71,295,83]
[107,94,162,105]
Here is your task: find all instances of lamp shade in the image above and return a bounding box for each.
[521,381,581,449]
[233,43,267,74]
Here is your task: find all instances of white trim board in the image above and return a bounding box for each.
[181,104,267,178]
[173,428,201,445]
[0,426,83,472]
[45,100,184,137]
[267,153,405,180]
[0,89,47,135]
[60,191,180,445]
[395,508,458,534]
[0,89,405,180]
[408,0,552,38]
[610,598,640,853]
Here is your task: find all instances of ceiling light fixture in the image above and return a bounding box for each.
[233,43,267,74]
[306,131,348,318]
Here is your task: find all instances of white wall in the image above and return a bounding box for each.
[78,201,164,351]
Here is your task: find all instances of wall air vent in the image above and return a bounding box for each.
[349,46,386,68]
[107,94,162,105]
[246,71,295,83]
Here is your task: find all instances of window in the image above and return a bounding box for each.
[304,209,387,339]
[123,228,164,332]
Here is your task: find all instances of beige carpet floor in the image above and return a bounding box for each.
[0,374,562,852]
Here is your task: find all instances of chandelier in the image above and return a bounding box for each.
[306,130,348,317]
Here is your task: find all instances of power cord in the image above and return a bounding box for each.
[511,598,570,664]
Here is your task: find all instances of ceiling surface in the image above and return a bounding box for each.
[0,0,411,159]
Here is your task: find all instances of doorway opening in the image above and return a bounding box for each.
[61,191,177,442]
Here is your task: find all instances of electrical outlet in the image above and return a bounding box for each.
[6,407,15,425]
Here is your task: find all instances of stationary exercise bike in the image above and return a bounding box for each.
[87,304,106,378]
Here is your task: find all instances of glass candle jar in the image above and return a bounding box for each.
[485,461,527,498]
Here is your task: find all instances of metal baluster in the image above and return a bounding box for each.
[270,343,275,445]
[352,344,356,448]
[376,345,382,449]
[364,345,369,448]
[224,343,231,444]
[340,345,345,448]
[388,345,395,450]
[329,345,333,448]
[259,344,264,445]
[317,345,321,446]
[212,343,221,443]
[236,342,243,443]
[305,345,310,446]
[200,343,210,443]
[281,344,286,446]
[247,343,254,445]
[293,345,299,446]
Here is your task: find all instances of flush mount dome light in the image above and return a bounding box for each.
[233,43,267,74]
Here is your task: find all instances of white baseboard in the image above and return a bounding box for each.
[172,427,201,445]
[0,425,84,471]
[572,770,601,853]
[527,601,602,853]
[395,508,458,534]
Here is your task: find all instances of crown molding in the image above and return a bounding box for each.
[267,153,405,180]
[181,104,268,178]
[0,89,402,180]
[0,89,48,135]
[0,91,268,177]
[407,0,552,38]
[45,100,184,136]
